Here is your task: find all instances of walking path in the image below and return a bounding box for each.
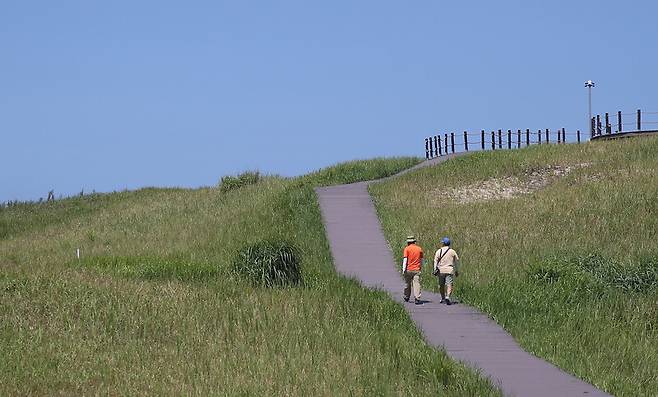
[315,155,611,397]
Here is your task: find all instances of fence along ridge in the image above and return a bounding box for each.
[591,109,658,138]
[425,108,658,159]
[424,128,578,159]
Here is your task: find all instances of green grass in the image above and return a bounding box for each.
[0,157,502,396]
[233,240,303,287]
[370,137,658,397]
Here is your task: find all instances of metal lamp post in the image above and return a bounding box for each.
[585,80,595,134]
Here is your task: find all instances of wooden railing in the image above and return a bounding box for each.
[425,128,582,159]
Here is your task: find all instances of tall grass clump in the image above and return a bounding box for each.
[234,240,302,287]
[574,254,658,293]
[219,170,260,193]
[527,254,658,295]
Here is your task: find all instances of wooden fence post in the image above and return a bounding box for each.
[425,138,429,159]
[526,128,530,146]
[517,129,521,148]
[618,111,622,132]
[637,109,641,130]
[450,132,455,153]
[545,128,549,143]
[507,129,511,149]
[481,130,485,150]
[437,135,442,156]
[562,128,566,143]
[444,134,448,153]
[491,131,495,150]
[596,115,601,135]
[577,130,581,143]
[464,131,469,152]
[498,129,502,149]
[591,117,596,137]
[605,112,611,134]
[538,129,542,144]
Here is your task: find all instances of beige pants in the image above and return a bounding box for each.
[403,271,421,300]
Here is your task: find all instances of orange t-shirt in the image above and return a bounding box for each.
[403,244,423,271]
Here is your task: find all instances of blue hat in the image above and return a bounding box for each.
[442,237,451,246]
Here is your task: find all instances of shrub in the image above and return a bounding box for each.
[233,240,302,287]
[576,255,658,293]
[219,171,260,193]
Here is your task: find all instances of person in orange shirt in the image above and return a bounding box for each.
[402,235,424,304]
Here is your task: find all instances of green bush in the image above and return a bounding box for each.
[575,254,658,293]
[233,240,302,287]
[219,171,260,193]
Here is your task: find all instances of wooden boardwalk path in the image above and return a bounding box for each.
[315,155,611,397]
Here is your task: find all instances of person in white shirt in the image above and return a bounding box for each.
[433,237,460,305]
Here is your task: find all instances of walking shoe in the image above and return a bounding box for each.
[439,298,445,304]
[445,298,452,305]
[414,299,422,305]
[403,296,410,302]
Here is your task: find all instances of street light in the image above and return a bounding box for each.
[585,80,595,134]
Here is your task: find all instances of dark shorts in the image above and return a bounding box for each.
[437,273,454,286]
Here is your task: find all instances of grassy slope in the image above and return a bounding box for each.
[370,138,658,397]
[0,158,502,396]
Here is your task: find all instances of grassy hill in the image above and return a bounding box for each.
[0,158,502,396]
[370,137,658,397]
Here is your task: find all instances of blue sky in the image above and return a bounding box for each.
[2,1,657,202]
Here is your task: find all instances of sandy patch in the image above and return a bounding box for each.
[434,163,591,204]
